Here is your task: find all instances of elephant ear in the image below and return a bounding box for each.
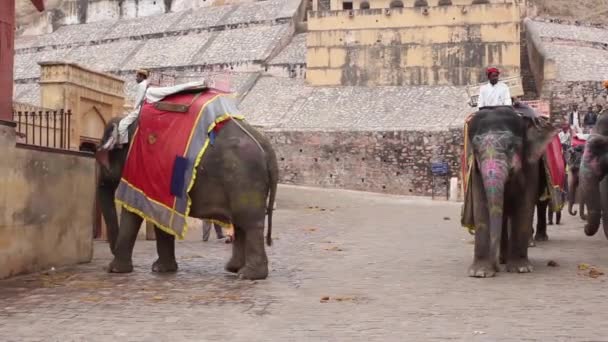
[524,116,558,163]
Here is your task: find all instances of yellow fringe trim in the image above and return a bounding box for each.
[116,93,244,239]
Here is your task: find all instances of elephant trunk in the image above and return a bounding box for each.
[98,181,120,254]
[568,172,578,216]
[479,157,508,263]
[580,149,601,236]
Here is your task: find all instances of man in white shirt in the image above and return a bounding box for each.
[99,69,150,151]
[568,104,582,134]
[118,69,150,145]
[477,67,512,110]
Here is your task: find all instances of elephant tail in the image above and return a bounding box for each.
[266,145,279,247]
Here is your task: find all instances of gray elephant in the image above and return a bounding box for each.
[96,115,279,280]
[461,106,556,278]
[576,114,608,239]
[566,143,587,220]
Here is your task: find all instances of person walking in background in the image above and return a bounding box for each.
[202,220,224,241]
[202,220,233,243]
[583,105,598,133]
[568,104,582,134]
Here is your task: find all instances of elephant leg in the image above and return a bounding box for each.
[238,222,269,280]
[108,210,142,273]
[507,192,535,273]
[469,170,496,278]
[152,226,178,273]
[225,226,246,273]
[535,200,549,242]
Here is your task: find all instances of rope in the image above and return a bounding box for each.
[232,118,265,154]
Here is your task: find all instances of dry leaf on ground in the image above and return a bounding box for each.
[325,246,343,252]
[547,260,559,267]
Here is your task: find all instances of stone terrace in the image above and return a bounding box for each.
[525,19,608,116]
[240,77,471,131]
[269,33,306,66]
[526,19,608,82]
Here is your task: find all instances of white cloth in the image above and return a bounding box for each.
[145,80,207,103]
[118,79,149,144]
[117,79,207,145]
[575,133,589,141]
[477,81,512,109]
[558,131,571,145]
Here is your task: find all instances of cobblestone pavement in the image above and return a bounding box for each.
[2,185,608,341]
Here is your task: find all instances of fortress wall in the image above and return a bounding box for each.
[307,3,521,86]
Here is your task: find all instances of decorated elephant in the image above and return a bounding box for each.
[96,88,279,280]
[566,141,587,220]
[461,106,557,278]
[576,114,608,239]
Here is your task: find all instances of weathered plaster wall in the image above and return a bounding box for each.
[307,3,522,86]
[0,125,95,279]
[262,128,464,197]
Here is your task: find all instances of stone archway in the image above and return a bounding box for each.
[80,105,106,142]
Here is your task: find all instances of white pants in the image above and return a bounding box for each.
[118,108,140,144]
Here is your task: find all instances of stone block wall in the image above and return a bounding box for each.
[263,128,464,197]
[548,80,606,121]
[0,125,96,279]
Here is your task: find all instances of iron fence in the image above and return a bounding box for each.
[13,109,72,150]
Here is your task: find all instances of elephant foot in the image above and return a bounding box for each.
[107,258,133,273]
[534,233,549,242]
[585,224,599,236]
[152,259,178,273]
[225,258,245,274]
[468,260,497,278]
[237,264,268,280]
[506,258,533,273]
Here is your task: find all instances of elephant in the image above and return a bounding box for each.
[577,114,608,239]
[464,106,556,278]
[566,143,587,220]
[96,115,279,280]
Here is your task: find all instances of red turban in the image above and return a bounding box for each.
[487,67,499,76]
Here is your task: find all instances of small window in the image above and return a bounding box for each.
[343,1,353,9]
[413,0,428,6]
[389,0,404,8]
[360,1,370,9]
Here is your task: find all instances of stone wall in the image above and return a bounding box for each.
[262,128,464,197]
[0,124,95,279]
[548,80,606,121]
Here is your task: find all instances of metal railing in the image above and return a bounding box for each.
[13,109,72,150]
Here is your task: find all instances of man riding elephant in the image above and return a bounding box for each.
[461,67,558,278]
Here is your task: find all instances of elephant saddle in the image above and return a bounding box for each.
[114,88,244,239]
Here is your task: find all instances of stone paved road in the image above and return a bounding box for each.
[1,185,608,341]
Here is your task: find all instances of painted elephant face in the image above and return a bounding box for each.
[567,145,585,172]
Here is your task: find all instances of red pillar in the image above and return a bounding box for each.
[0,0,16,122]
[0,0,44,122]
